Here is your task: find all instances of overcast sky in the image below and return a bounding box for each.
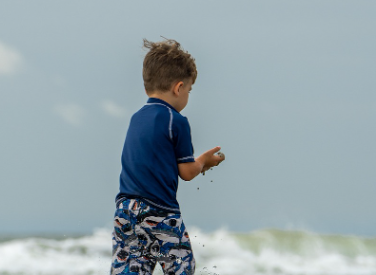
[1,0,375,236]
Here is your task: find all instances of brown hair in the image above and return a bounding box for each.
[142,38,197,93]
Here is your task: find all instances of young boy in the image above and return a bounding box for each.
[111,38,225,275]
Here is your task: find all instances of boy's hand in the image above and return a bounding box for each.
[178,146,225,181]
[201,146,225,174]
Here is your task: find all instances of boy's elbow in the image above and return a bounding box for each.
[178,162,201,181]
[179,171,195,181]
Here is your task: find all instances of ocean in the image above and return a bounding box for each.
[1,227,376,275]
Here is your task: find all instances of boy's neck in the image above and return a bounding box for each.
[146,78,191,113]
[148,92,179,111]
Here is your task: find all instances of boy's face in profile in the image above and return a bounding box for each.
[175,78,193,112]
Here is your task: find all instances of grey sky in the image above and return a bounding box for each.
[1,1,375,236]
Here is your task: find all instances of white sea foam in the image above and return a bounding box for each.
[1,228,376,275]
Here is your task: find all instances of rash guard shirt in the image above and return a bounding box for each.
[115,98,195,213]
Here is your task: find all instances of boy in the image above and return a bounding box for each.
[111,38,225,275]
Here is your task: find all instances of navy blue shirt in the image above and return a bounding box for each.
[116,98,195,213]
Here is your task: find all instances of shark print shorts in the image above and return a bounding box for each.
[111,198,195,275]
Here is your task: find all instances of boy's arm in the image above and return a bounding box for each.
[178,146,225,181]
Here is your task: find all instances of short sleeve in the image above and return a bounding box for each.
[172,116,195,163]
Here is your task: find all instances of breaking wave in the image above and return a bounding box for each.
[1,228,376,275]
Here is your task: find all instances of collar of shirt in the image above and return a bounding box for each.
[147,97,178,113]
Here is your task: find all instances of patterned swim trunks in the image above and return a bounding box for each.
[111,198,195,275]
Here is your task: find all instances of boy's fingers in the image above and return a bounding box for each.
[207,146,221,155]
[216,157,224,166]
[217,152,225,160]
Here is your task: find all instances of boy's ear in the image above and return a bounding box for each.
[172,81,184,96]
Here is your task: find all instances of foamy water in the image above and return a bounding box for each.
[1,228,376,275]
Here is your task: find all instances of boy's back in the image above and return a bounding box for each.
[117,97,194,212]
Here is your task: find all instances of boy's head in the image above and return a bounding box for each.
[142,38,197,94]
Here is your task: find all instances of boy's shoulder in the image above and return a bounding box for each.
[130,98,188,127]
[130,98,191,138]
[141,98,188,122]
